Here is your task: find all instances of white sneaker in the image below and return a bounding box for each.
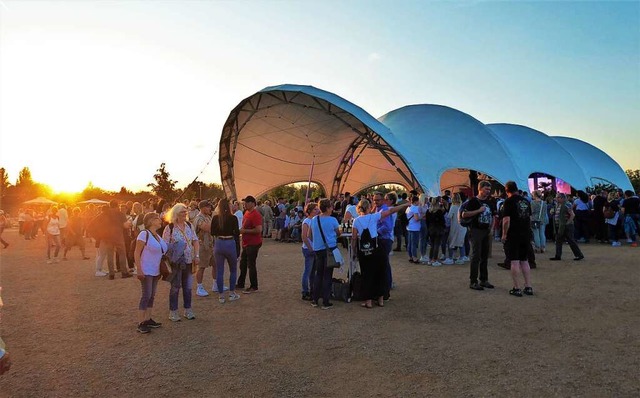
[196,285,209,297]
[388,251,394,256]
[229,292,241,301]
[612,241,621,247]
[443,258,454,265]
[419,255,429,263]
[431,261,442,267]
[211,284,229,293]
[184,309,196,320]
[169,310,181,322]
[461,256,470,262]
[455,259,465,265]
[95,271,108,277]
[47,259,53,264]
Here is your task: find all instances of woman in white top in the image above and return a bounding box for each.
[351,199,409,309]
[44,206,62,264]
[134,213,168,334]
[418,194,430,263]
[300,202,320,301]
[446,193,467,264]
[405,196,422,263]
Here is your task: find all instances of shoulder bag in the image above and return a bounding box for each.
[531,201,544,229]
[317,217,341,268]
[143,230,172,278]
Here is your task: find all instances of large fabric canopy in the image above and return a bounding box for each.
[219,84,418,199]
[377,105,520,194]
[552,137,632,191]
[485,123,591,191]
[219,84,633,199]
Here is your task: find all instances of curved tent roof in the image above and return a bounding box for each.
[486,123,591,191]
[219,84,420,199]
[378,105,519,194]
[552,137,633,191]
[220,84,633,198]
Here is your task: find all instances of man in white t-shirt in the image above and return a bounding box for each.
[405,196,422,263]
[232,201,243,229]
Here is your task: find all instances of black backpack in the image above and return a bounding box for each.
[358,226,378,256]
[458,199,472,228]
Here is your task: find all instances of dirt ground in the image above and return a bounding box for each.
[0,227,638,397]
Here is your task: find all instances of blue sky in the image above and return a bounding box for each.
[0,0,638,192]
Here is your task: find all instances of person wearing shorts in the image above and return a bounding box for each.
[501,181,533,297]
[194,201,217,297]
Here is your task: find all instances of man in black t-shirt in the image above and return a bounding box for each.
[501,181,533,297]
[462,181,496,291]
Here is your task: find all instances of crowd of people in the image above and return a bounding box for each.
[0,184,638,337]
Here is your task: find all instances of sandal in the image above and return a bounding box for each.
[376,300,384,307]
[360,302,373,309]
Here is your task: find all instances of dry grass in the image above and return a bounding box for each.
[0,228,639,397]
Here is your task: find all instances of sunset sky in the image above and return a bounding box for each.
[0,0,638,193]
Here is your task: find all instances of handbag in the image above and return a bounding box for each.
[317,217,341,268]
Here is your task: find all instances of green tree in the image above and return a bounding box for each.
[0,168,9,207]
[14,166,39,200]
[16,167,34,187]
[148,163,177,201]
[626,169,640,192]
[82,182,106,199]
[260,183,325,204]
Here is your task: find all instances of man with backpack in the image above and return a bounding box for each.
[500,181,534,297]
[462,181,496,291]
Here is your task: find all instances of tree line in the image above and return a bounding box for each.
[0,163,224,213]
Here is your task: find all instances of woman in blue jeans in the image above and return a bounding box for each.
[300,202,320,301]
[162,203,200,322]
[134,213,167,333]
[310,198,341,310]
[210,198,241,304]
[530,191,548,253]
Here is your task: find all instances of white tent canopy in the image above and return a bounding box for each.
[219,84,419,200]
[378,105,520,194]
[485,123,591,191]
[552,137,632,191]
[23,197,57,205]
[78,199,110,205]
[219,84,633,199]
